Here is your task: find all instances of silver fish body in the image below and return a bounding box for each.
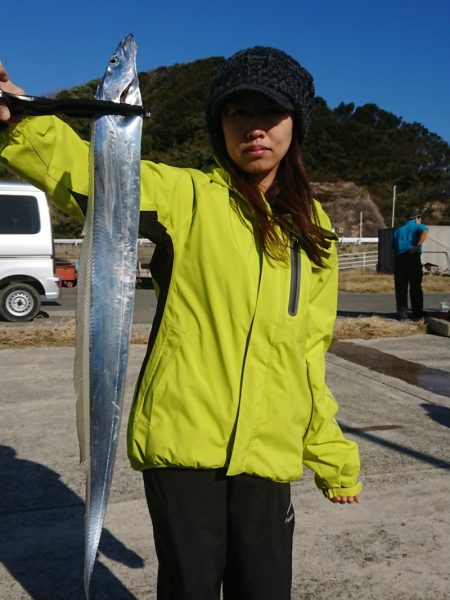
[74,34,143,599]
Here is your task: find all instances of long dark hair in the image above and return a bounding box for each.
[208,113,331,267]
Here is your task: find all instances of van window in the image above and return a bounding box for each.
[0,195,41,234]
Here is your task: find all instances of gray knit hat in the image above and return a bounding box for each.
[206,46,315,144]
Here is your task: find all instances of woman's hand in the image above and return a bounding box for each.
[330,495,362,504]
[0,63,25,122]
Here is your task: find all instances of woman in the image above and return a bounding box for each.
[0,46,361,600]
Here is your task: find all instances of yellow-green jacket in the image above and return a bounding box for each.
[0,116,361,498]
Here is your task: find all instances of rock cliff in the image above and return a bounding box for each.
[311,180,386,237]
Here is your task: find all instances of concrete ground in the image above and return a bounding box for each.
[0,332,449,599]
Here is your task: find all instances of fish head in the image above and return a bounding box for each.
[96,34,141,105]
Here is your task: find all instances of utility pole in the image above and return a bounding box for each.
[391,185,397,227]
[359,211,363,240]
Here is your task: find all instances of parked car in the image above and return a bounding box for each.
[0,181,61,321]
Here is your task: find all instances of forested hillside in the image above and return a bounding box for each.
[1,56,448,237]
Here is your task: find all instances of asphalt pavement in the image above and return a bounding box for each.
[1,296,450,599]
[42,287,450,323]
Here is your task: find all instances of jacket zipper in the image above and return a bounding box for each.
[288,239,301,316]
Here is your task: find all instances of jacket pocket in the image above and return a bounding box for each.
[132,325,184,425]
[288,239,301,316]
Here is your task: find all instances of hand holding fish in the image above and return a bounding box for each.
[0,64,24,122]
[1,43,144,599]
[1,62,148,121]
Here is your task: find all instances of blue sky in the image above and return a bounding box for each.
[2,0,449,142]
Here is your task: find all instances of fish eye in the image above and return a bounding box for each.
[110,55,120,66]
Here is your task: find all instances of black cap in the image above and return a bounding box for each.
[406,210,423,220]
[206,46,315,144]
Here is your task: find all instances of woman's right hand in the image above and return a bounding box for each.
[0,63,25,122]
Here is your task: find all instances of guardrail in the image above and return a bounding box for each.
[55,240,380,271]
[337,237,378,244]
[55,239,153,246]
[338,250,378,270]
[56,238,379,247]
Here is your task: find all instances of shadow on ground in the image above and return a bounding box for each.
[0,445,143,600]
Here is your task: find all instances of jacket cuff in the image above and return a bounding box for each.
[320,480,362,499]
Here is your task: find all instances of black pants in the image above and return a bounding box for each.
[143,468,294,600]
[394,252,424,318]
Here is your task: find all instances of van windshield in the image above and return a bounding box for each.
[0,195,41,234]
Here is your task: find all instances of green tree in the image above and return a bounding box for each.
[1,56,449,232]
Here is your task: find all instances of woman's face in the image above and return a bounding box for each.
[221,92,293,192]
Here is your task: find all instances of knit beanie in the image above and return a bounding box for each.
[206,46,315,144]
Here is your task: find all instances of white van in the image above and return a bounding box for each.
[0,181,61,321]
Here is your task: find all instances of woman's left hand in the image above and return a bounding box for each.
[330,495,361,504]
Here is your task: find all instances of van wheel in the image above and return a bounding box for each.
[0,283,41,322]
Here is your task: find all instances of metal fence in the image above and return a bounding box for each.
[55,239,380,271]
[55,239,153,246]
[338,250,378,270]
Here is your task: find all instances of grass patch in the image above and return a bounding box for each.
[0,319,151,349]
[0,315,426,349]
[0,319,76,349]
[333,315,426,340]
[339,271,450,293]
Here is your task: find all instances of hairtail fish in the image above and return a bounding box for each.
[73,34,144,599]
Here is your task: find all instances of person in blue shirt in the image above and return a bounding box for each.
[391,210,428,320]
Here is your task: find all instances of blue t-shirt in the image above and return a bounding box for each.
[392,220,428,256]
